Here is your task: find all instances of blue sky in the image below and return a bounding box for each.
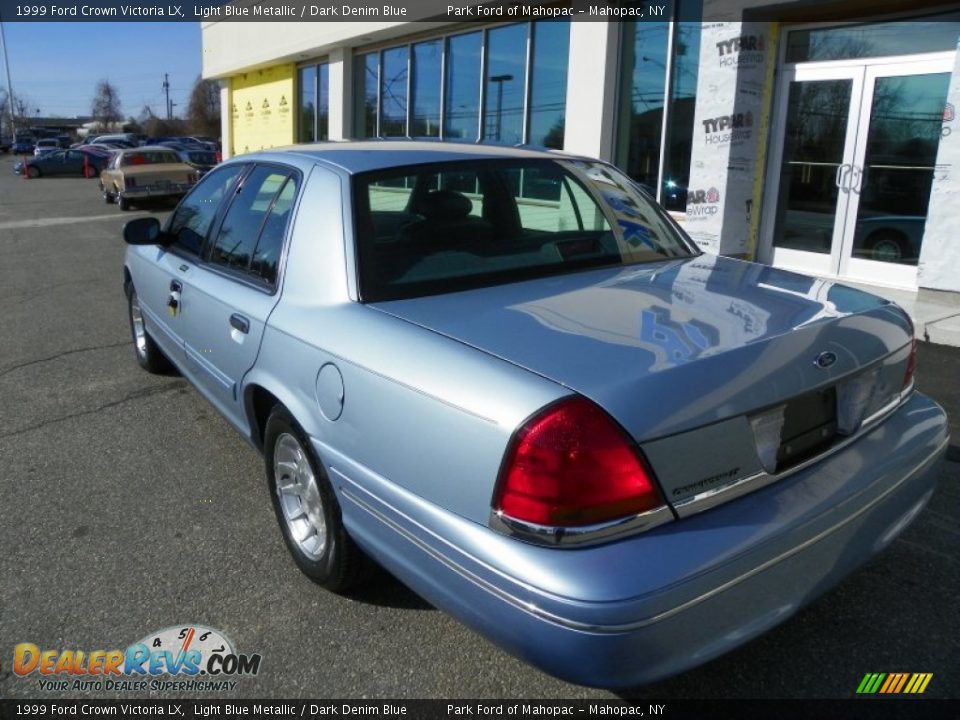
[1,22,202,119]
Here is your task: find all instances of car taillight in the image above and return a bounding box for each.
[493,397,665,527]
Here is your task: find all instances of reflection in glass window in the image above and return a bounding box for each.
[212,167,290,272]
[354,53,378,138]
[528,21,570,149]
[298,64,329,143]
[484,24,528,145]
[617,22,669,194]
[299,66,316,143]
[662,22,700,211]
[380,47,408,137]
[252,175,298,284]
[169,164,245,256]
[318,63,329,141]
[444,32,482,141]
[786,16,960,63]
[412,40,442,137]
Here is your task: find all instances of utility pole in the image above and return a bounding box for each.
[0,21,16,141]
[163,73,171,120]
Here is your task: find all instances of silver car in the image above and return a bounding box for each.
[121,142,948,688]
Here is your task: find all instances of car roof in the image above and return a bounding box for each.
[233,140,583,175]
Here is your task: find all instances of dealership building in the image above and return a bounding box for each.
[201,3,960,308]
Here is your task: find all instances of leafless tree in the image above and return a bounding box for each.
[91,79,123,131]
[186,77,221,138]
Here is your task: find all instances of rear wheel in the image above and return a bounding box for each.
[126,284,171,374]
[83,164,97,179]
[27,166,40,178]
[264,406,370,592]
[866,231,911,263]
[118,193,131,211]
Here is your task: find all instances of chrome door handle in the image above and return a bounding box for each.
[835,163,852,193]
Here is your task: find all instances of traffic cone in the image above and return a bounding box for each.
[22,155,28,179]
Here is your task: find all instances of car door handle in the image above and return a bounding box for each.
[230,314,250,334]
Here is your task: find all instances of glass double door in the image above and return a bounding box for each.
[765,54,952,288]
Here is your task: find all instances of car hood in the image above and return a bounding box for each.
[370,254,912,440]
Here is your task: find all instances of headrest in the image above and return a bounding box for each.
[421,189,472,221]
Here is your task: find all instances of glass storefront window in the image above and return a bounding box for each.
[618,22,669,194]
[662,22,700,211]
[528,20,570,149]
[356,23,569,147]
[298,66,316,143]
[380,47,408,137]
[484,24,528,145]
[354,53,378,138]
[786,15,960,64]
[617,17,702,211]
[412,40,442,137]
[444,32,482,141]
[298,63,329,143]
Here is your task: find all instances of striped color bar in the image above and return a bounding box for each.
[857,673,933,694]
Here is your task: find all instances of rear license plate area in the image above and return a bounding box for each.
[776,387,837,472]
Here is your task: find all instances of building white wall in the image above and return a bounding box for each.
[918,44,960,293]
[561,22,621,160]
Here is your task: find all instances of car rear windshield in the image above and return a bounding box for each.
[121,150,179,166]
[354,158,697,301]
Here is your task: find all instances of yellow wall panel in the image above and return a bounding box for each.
[229,64,296,156]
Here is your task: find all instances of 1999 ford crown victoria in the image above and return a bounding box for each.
[122,142,948,688]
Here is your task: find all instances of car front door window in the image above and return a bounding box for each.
[167,164,245,256]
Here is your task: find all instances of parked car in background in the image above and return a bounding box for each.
[120,142,947,689]
[160,142,219,176]
[100,146,198,210]
[14,148,113,178]
[11,138,35,155]
[0,137,11,153]
[55,135,73,149]
[86,133,139,147]
[33,138,59,156]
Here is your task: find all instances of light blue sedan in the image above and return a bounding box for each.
[121,142,948,688]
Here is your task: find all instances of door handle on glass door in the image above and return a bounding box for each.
[835,163,852,193]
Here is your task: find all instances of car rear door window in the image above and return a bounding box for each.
[167,164,245,256]
[210,166,295,284]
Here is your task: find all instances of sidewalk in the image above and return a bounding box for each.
[839,280,960,347]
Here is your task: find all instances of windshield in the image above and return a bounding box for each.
[354,158,697,301]
[120,151,179,167]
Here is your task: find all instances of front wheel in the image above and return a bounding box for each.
[127,284,171,373]
[27,166,40,178]
[264,407,370,592]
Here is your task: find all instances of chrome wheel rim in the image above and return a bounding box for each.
[274,433,327,560]
[130,292,147,359]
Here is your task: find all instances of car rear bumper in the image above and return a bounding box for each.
[124,183,191,198]
[322,392,948,688]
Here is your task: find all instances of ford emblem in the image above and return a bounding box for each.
[815,351,838,369]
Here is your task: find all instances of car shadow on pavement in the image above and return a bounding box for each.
[346,564,436,611]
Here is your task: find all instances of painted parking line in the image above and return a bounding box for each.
[0,212,149,231]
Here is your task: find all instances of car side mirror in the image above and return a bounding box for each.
[123,217,169,246]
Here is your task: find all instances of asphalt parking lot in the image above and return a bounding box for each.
[0,153,957,701]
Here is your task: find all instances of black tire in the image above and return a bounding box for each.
[866,231,911,263]
[27,165,40,178]
[101,183,114,204]
[126,284,171,374]
[118,193,131,211]
[264,406,369,592]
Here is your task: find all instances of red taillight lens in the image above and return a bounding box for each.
[903,337,917,390]
[493,397,664,527]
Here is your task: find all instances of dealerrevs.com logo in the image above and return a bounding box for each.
[12,625,262,692]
